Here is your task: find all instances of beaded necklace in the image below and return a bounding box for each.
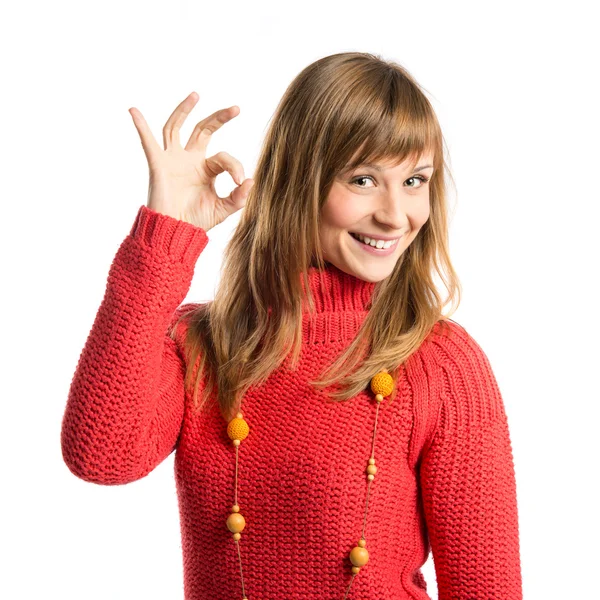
[225,368,395,600]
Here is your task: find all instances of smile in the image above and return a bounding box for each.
[349,232,400,248]
[348,232,400,256]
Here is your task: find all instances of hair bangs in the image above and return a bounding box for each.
[335,89,438,177]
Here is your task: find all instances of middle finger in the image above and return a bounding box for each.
[163,91,199,149]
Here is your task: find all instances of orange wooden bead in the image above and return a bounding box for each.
[349,545,369,567]
[226,512,246,533]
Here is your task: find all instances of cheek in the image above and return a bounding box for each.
[321,186,364,229]
[412,202,430,228]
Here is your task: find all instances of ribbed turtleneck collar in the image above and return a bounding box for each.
[299,263,376,345]
[301,263,376,313]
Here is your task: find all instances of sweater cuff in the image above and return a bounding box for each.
[129,205,209,263]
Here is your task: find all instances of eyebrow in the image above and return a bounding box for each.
[344,162,434,173]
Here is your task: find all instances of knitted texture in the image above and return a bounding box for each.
[61,204,523,600]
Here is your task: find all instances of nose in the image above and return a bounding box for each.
[372,191,412,233]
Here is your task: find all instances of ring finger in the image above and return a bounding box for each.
[185,105,240,153]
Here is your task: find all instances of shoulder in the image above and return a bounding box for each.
[167,302,206,346]
[423,318,507,427]
[426,318,492,371]
[172,301,203,320]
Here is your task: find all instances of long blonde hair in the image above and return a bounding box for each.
[170,51,460,422]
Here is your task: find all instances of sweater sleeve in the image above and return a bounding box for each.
[419,321,523,600]
[60,205,209,485]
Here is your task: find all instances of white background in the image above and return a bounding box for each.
[2,0,598,598]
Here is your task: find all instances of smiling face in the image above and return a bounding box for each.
[318,151,434,283]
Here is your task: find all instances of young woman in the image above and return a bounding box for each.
[61,52,523,600]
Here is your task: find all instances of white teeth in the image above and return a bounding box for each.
[352,232,397,249]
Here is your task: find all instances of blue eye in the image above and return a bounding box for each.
[350,175,430,188]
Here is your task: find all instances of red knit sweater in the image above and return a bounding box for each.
[61,204,523,600]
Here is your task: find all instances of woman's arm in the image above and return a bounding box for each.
[60,205,208,485]
[420,322,523,599]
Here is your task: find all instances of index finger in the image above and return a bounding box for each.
[163,92,200,149]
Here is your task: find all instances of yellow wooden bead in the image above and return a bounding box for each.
[357,539,366,548]
[367,474,375,481]
[375,394,384,403]
[227,416,249,441]
[349,545,369,567]
[368,458,375,465]
[231,504,240,512]
[226,512,246,533]
[370,371,394,397]
[233,533,241,541]
[352,566,361,574]
[366,464,377,475]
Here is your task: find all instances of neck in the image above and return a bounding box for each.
[299,262,376,345]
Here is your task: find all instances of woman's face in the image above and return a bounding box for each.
[318,152,434,283]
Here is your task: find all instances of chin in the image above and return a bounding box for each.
[341,261,395,284]
[356,270,392,283]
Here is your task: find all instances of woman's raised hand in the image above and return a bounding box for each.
[129,91,254,232]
